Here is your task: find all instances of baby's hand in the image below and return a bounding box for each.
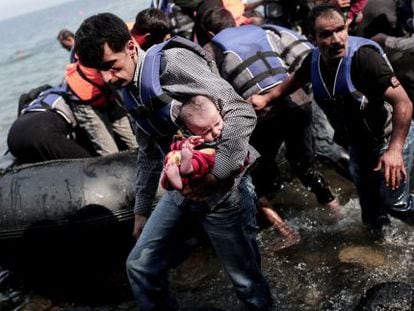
[187,136,204,148]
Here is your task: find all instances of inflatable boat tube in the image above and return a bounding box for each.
[0,150,146,240]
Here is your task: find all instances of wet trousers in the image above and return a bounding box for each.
[251,100,335,204]
[348,122,414,229]
[126,176,272,311]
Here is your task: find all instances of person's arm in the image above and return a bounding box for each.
[132,128,164,239]
[353,46,413,190]
[371,32,414,54]
[328,0,367,25]
[248,72,303,110]
[248,51,311,110]
[347,0,368,24]
[374,83,413,190]
[383,35,414,53]
[161,48,256,180]
[329,0,350,8]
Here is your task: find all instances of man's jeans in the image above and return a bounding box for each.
[348,122,414,228]
[126,176,272,311]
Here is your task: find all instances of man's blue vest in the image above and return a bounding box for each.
[311,36,393,144]
[211,25,289,99]
[23,84,77,127]
[122,36,215,142]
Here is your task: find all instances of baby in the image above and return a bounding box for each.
[162,95,300,251]
[162,95,221,191]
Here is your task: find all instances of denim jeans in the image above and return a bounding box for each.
[348,122,414,228]
[126,175,272,311]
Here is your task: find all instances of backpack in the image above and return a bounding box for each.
[21,85,78,127]
[17,84,52,116]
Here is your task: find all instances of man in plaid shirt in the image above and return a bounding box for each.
[75,12,272,311]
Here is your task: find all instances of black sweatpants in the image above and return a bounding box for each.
[7,111,92,163]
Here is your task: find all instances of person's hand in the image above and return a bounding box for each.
[132,214,148,239]
[330,0,351,8]
[181,173,227,201]
[247,94,269,111]
[187,136,204,148]
[374,148,407,190]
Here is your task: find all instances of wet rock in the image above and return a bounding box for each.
[172,246,220,290]
[19,295,53,311]
[303,286,323,306]
[338,246,385,268]
[355,281,414,311]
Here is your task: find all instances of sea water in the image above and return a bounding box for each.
[0,0,149,155]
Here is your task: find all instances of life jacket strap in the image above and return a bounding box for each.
[239,67,286,95]
[227,51,284,84]
[288,49,311,72]
[149,93,176,112]
[281,39,309,59]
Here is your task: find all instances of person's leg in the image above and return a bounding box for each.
[310,101,350,164]
[348,144,390,230]
[200,176,273,310]
[250,113,299,246]
[126,191,189,311]
[283,103,342,220]
[8,112,91,163]
[164,162,184,190]
[72,104,119,156]
[250,113,284,197]
[258,198,301,250]
[108,103,138,150]
[179,144,194,175]
[45,114,94,160]
[378,123,414,224]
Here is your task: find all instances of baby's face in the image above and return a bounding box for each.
[186,103,223,143]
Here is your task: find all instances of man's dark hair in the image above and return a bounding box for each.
[57,29,74,41]
[194,7,236,46]
[75,13,131,69]
[131,8,171,42]
[308,3,345,38]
